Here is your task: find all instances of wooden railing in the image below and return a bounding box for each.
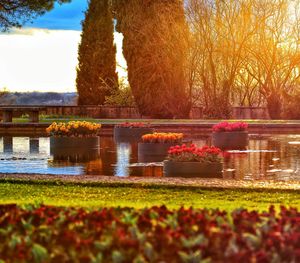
[0,105,270,119]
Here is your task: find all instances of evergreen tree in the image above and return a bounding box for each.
[0,0,71,31]
[113,0,191,118]
[77,0,118,105]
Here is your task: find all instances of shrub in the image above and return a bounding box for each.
[104,84,136,107]
[0,205,299,262]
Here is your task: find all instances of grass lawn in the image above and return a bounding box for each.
[0,180,299,211]
[11,115,300,124]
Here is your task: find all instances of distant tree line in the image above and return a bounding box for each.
[0,91,77,105]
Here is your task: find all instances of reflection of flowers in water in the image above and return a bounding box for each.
[115,143,131,177]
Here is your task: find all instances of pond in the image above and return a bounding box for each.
[0,134,300,181]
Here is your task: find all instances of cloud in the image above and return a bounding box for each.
[0,28,127,92]
[0,28,81,92]
[6,28,52,36]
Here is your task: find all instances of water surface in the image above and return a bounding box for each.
[0,134,300,181]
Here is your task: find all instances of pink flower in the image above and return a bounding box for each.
[212,122,248,132]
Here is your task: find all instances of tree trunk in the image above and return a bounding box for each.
[266,93,282,119]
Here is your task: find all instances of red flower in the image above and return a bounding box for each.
[166,144,222,162]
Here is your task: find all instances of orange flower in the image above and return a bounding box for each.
[142,132,183,143]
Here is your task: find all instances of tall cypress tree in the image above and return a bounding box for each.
[113,0,191,118]
[77,0,118,105]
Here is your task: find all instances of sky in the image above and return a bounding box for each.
[0,0,126,93]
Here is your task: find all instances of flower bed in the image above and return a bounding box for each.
[47,121,101,161]
[212,122,249,150]
[46,121,101,137]
[114,122,154,142]
[212,122,248,132]
[138,133,184,162]
[142,132,183,143]
[116,122,151,128]
[164,144,223,177]
[0,205,299,262]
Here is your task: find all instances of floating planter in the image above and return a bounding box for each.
[114,122,154,142]
[138,132,184,162]
[47,121,101,161]
[211,122,249,150]
[164,144,223,178]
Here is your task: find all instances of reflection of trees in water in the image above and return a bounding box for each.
[223,139,271,179]
[223,137,300,180]
[130,166,163,178]
[84,138,163,177]
[29,138,39,154]
[130,142,138,163]
[114,142,163,177]
[1,137,41,154]
[250,139,270,180]
[3,137,13,153]
[266,137,300,178]
[86,159,103,175]
[99,136,117,175]
[223,151,248,180]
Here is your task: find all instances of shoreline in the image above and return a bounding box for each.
[1,173,299,191]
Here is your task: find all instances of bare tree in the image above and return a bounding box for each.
[245,0,300,118]
[186,0,259,118]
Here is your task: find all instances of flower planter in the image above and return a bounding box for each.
[114,127,154,142]
[138,142,177,163]
[50,136,100,161]
[212,131,249,150]
[163,160,223,178]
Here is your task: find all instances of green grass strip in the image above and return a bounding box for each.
[12,116,299,124]
[0,179,299,211]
